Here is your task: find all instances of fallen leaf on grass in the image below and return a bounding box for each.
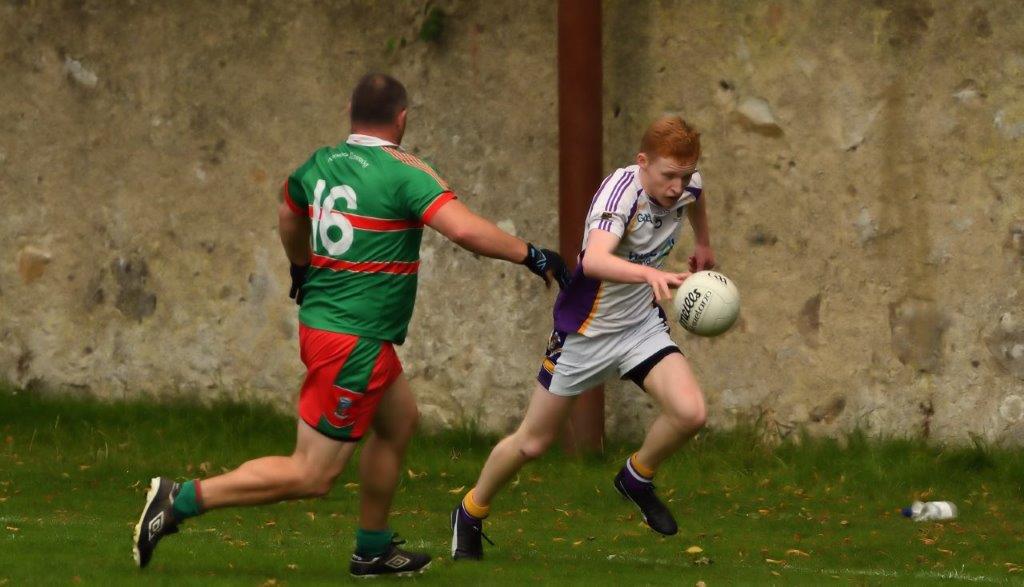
[572,540,583,546]
[306,512,315,522]
[765,558,787,565]
[771,570,781,577]
[552,537,565,542]
[5,526,19,532]
[555,508,572,517]
[786,549,810,557]
[78,465,90,471]
[344,482,359,490]
[686,546,704,554]
[447,485,466,494]
[937,548,954,556]
[692,556,712,566]
[286,564,298,570]
[407,469,425,479]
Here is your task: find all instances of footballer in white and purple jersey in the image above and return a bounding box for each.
[452,116,715,559]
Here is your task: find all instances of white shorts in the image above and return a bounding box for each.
[537,308,682,396]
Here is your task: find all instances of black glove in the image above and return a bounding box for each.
[289,263,309,305]
[522,243,571,289]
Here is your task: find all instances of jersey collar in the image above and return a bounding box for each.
[346,133,398,148]
[646,190,694,214]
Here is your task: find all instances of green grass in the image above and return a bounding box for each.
[1,387,1023,586]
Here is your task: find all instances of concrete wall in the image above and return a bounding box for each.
[2,0,1023,443]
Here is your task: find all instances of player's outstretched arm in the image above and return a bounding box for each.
[426,199,569,288]
[685,196,715,271]
[583,229,689,302]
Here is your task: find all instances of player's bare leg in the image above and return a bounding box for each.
[615,352,706,535]
[349,372,432,576]
[358,373,418,530]
[133,420,355,568]
[202,421,357,508]
[634,353,706,469]
[452,382,576,559]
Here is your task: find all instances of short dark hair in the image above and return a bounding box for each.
[350,73,408,125]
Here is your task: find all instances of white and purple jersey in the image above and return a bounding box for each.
[553,165,703,337]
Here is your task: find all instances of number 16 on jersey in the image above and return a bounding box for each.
[310,179,359,257]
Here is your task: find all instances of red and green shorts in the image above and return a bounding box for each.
[298,325,403,442]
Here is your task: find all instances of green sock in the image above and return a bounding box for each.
[355,528,394,558]
[171,480,203,521]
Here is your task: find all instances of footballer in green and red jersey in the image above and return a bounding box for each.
[132,73,571,578]
[282,133,455,441]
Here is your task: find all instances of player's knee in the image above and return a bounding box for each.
[669,392,706,432]
[290,460,334,497]
[378,401,419,443]
[308,476,334,497]
[302,469,337,497]
[688,401,707,431]
[518,433,554,460]
[406,403,420,433]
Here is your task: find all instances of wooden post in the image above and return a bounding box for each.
[558,0,604,455]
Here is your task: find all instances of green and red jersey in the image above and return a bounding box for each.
[283,134,455,344]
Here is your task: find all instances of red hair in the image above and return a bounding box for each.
[640,116,701,163]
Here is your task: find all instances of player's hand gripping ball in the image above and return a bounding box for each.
[673,270,740,337]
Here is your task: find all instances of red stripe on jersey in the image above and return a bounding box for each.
[304,207,424,232]
[283,181,305,216]
[311,254,420,275]
[346,213,423,232]
[421,191,457,223]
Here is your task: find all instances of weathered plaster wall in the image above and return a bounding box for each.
[2,0,1022,443]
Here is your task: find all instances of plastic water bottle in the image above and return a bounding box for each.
[901,501,957,521]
